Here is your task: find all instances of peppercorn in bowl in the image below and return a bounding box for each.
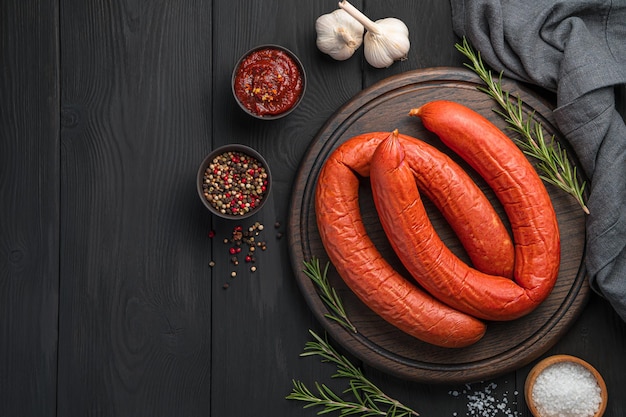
[232,44,306,120]
[197,144,272,219]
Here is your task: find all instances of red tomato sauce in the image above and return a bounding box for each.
[233,48,303,117]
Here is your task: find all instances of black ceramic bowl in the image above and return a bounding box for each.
[197,144,272,219]
[231,44,306,120]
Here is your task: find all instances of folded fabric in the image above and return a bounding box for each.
[450,0,626,320]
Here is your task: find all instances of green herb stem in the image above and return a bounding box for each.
[286,330,419,417]
[303,257,357,333]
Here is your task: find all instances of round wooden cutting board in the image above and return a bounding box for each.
[288,67,589,384]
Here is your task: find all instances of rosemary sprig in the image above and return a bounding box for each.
[303,257,357,333]
[286,330,419,417]
[455,37,589,214]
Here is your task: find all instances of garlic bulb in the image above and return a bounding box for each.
[363,18,410,68]
[315,8,364,61]
[338,0,410,68]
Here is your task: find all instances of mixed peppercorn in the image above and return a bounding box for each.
[201,150,269,216]
[208,221,284,289]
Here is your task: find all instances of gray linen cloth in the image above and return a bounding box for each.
[450,0,626,320]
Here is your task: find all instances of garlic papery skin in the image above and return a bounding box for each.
[364,18,410,68]
[315,9,364,61]
[338,0,410,68]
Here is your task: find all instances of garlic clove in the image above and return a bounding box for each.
[337,0,410,68]
[315,8,364,61]
[364,18,410,68]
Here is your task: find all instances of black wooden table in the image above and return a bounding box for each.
[2,1,625,416]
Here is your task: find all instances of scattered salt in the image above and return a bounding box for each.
[449,382,519,417]
[531,361,601,417]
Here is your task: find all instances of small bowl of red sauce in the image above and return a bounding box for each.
[232,44,306,120]
[197,144,272,219]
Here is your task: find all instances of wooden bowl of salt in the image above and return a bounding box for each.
[525,354,608,417]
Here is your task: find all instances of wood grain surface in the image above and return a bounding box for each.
[57,2,214,416]
[0,1,60,416]
[2,0,626,416]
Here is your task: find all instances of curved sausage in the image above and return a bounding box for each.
[372,100,560,321]
[315,132,487,347]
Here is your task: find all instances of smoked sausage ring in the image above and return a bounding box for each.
[315,131,515,347]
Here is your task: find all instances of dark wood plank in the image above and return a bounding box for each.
[557,293,626,417]
[363,0,464,85]
[58,2,213,415]
[0,1,60,416]
[208,1,365,416]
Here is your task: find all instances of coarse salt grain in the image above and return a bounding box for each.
[531,361,601,417]
[449,382,519,417]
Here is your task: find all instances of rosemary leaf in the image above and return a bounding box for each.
[303,257,357,333]
[455,37,589,214]
[286,380,385,416]
[286,330,420,417]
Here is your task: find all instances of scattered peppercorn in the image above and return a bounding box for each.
[274,220,284,239]
[209,221,270,282]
